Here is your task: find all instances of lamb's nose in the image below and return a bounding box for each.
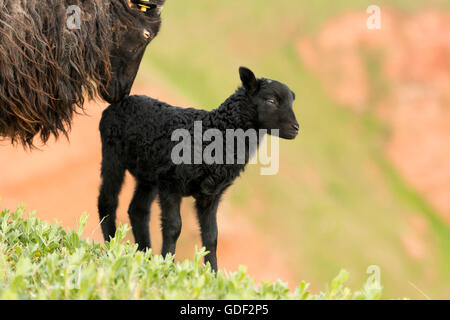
[292,123,300,132]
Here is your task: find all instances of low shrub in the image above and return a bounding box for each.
[0,206,383,300]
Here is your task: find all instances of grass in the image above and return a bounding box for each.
[0,207,383,300]
[135,0,450,299]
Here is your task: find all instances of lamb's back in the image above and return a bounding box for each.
[102,95,207,141]
[101,95,211,182]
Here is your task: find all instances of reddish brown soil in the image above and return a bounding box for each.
[296,9,450,225]
[0,75,294,286]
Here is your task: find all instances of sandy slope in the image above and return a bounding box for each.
[297,9,450,224]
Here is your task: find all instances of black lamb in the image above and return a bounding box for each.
[98,67,299,271]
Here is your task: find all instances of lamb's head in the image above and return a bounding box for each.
[239,67,299,140]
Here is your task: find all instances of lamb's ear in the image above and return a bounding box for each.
[239,67,258,93]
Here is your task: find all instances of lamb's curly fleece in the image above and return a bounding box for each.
[99,87,262,196]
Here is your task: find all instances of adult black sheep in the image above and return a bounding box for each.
[0,0,165,147]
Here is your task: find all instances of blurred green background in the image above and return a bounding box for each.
[133,0,450,299]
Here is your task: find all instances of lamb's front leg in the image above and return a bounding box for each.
[159,192,182,258]
[195,195,221,272]
[128,182,157,251]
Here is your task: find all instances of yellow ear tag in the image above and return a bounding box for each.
[138,0,151,12]
[140,5,151,12]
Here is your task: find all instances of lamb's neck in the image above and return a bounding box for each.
[207,88,258,132]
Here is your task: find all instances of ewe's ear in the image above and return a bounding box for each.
[239,67,258,93]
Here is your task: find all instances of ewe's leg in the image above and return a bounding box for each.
[98,158,125,243]
[195,195,221,272]
[159,192,182,258]
[128,182,157,251]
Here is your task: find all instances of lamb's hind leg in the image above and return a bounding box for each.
[194,194,221,272]
[159,192,182,258]
[98,155,125,243]
[128,182,157,251]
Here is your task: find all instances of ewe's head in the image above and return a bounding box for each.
[239,67,299,140]
[100,0,166,103]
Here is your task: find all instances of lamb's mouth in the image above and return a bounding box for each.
[270,129,299,140]
[282,124,300,140]
[283,131,299,140]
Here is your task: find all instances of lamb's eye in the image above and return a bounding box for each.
[266,98,277,105]
[143,29,152,39]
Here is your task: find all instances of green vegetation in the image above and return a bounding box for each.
[0,207,382,300]
[138,0,450,299]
